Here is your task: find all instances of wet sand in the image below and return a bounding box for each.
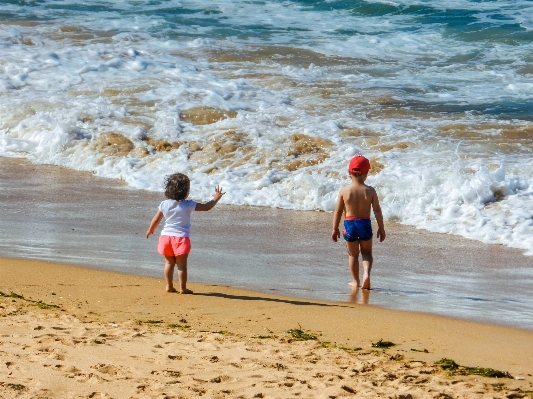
[1,257,533,398]
[0,157,532,329]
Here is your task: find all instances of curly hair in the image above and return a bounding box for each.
[164,173,190,201]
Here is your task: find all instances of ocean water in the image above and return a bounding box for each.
[1,0,533,254]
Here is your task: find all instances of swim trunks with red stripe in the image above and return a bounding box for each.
[343,217,373,242]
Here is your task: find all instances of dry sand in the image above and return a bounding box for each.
[1,258,533,399]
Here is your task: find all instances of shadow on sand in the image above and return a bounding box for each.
[196,291,351,308]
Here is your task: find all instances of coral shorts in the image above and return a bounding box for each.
[158,235,191,256]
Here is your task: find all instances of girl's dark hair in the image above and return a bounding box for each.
[164,173,190,201]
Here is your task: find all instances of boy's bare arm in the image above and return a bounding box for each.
[371,189,386,242]
[331,189,345,242]
[146,210,164,238]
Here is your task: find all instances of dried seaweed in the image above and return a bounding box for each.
[435,358,512,378]
[371,339,395,349]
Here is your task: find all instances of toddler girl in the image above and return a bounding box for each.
[146,173,224,293]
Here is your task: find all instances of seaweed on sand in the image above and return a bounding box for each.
[0,291,24,299]
[1,291,60,310]
[167,323,191,330]
[144,320,163,325]
[435,358,513,378]
[371,339,396,349]
[34,301,59,310]
[287,324,317,341]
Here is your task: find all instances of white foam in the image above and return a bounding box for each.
[1,0,533,255]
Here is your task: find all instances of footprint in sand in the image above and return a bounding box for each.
[51,326,67,331]
[91,363,127,376]
[86,392,112,399]
[150,369,181,378]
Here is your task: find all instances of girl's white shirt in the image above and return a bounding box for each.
[158,199,197,237]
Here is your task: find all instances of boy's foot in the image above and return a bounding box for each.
[361,278,371,290]
[179,289,194,294]
[166,287,177,293]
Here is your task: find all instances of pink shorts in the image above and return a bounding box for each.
[157,236,191,256]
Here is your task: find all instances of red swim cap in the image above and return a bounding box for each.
[348,155,370,175]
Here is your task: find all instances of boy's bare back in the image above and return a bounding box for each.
[339,181,378,219]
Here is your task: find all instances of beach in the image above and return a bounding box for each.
[2,1,533,396]
[1,159,533,398]
[2,257,533,399]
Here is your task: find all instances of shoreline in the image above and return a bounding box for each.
[3,250,533,335]
[1,257,533,398]
[1,156,533,331]
[2,257,533,374]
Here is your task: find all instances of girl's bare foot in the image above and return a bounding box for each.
[348,281,359,288]
[361,278,371,290]
[179,288,193,294]
[166,287,177,293]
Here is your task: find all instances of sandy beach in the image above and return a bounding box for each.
[1,257,533,398]
[2,1,533,397]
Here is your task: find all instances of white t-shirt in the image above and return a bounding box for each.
[159,199,197,237]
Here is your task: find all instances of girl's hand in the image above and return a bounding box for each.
[213,186,225,201]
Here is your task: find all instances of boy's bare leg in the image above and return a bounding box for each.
[359,239,373,290]
[164,256,177,292]
[175,254,192,294]
[345,241,361,288]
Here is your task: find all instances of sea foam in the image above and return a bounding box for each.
[1,0,533,254]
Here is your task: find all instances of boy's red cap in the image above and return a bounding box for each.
[348,155,370,174]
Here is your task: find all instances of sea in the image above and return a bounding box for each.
[1,0,533,254]
[1,0,533,327]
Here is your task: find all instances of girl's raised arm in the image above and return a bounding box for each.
[195,186,225,211]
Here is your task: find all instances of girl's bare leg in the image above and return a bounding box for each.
[164,256,177,292]
[345,241,361,288]
[175,254,192,294]
[359,239,373,290]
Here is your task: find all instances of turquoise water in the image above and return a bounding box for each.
[2,0,533,117]
[1,1,533,253]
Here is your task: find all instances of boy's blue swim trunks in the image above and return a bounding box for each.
[343,218,373,242]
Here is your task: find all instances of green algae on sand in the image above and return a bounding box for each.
[435,358,513,378]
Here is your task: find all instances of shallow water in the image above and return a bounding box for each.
[1,158,532,330]
[1,0,533,254]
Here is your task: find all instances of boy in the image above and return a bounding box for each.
[331,155,386,290]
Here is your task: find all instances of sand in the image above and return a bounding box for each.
[1,258,533,399]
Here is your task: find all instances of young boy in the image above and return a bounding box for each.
[331,155,386,290]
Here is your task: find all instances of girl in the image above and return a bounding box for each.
[146,173,225,293]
